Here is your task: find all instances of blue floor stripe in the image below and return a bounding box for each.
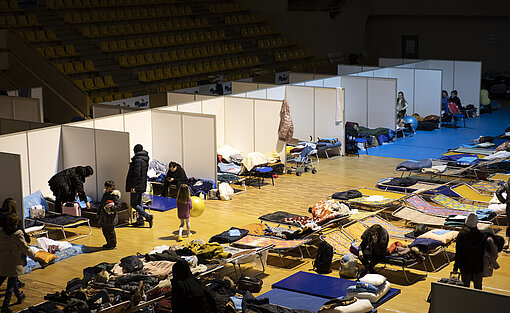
[367,106,510,160]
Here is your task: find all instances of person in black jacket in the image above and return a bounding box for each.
[48,166,93,213]
[495,178,510,250]
[171,260,217,313]
[98,180,121,249]
[357,224,389,278]
[161,161,188,198]
[453,213,486,289]
[125,144,153,227]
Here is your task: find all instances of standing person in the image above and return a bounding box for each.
[453,213,486,290]
[126,144,153,228]
[176,184,192,242]
[396,91,408,122]
[48,165,93,213]
[98,180,121,249]
[171,260,217,313]
[161,162,188,198]
[357,224,389,278]
[0,213,41,313]
[495,178,510,250]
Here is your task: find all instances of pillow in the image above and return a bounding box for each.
[35,251,57,264]
[359,273,387,287]
[217,145,241,160]
[319,298,373,313]
[23,190,49,218]
[418,230,458,244]
[346,280,391,304]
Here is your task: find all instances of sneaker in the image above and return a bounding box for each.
[135,220,144,227]
[102,244,117,250]
[177,236,183,242]
[15,292,25,305]
[187,232,193,238]
[17,279,25,289]
[147,215,154,228]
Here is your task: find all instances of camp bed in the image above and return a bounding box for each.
[26,212,92,241]
[451,183,493,204]
[488,173,510,182]
[470,180,502,194]
[376,177,458,197]
[392,206,446,227]
[431,194,486,212]
[348,187,407,210]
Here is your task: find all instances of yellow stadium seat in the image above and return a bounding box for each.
[173,83,182,90]
[107,10,117,20]
[81,27,91,37]
[185,48,192,59]
[225,58,233,69]
[16,31,25,40]
[161,51,170,62]
[99,11,107,21]
[74,61,86,72]
[28,15,38,25]
[177,49,185,60]
[100,41,109,51]
[64,62,76,73]
[210,61,218,72]
[35,30,47,41]
[65,44,76,56]
[0,16,6,28]
[119,56,129,67]
[221,44,229,54]
[246,56,253,65]
[109,41,119,51]
[196,32,204,42]
[90,26,100,37]
[145,53,154,64]
[143,37,152,48]
[182,33,190,43]
[84,60,96,71]
[151,36,160,47]
[104,94,113,102]
[179,64,188,76]
[84,78,96,90]
[169,50,177,61]
[55,63,64,72]
[155,68,165,80]
[171,66,180,77]
[0,1,9,10]
[113,92,123,100]
[126,39,136,50]
[195,62,203,74]
[175,34,183,44]
[125,24,134,34]
[93,95,104,103]
[136,54,146,65]
[127,55,137,66]
[200,46,207,57]
[253,55,260,64]
[6,16,17,27]
[153,52,162,63]
[239,57,246,67]
[146,70,156,81]
[95,77,108,89]
[203,62,211,72]
[135,38,143,49]
[82,0,91,7]
[192,47,200,58]
[108,24,118,35]
[64,0,73,7]
[116,11,125,21]
[24,31,36,42]
[117,40,127,50]
[141,23,151,33]
[123,92,132,98]
[187,64,196,75]
[55,45,66,57]
[159,36,168,46]
[74,79,86,90]
[167,35,175,45]
[163,67,172,79]
[207,45,214,56]
[46,29,57,40]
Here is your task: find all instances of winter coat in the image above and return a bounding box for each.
[359,227,389,259]
[278,99,294,142]
[165,163,188,186]
[126,150,149,193]
[171,261,217,313]
[454,228,486,274]
[0,229,37,276]
[98,189,121,227]
[48,166,90,203]
[483,237,500,277]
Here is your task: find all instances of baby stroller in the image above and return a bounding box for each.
[286,142,318,176]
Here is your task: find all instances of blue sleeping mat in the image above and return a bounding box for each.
[272,271,400,308]
[258,289,377,312]
[142,194,176,212]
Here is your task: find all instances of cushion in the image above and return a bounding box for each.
[359,273,387,287]
[418,230,458,244]
[217,144,242,159]
[35,251,57,264]
[346,280,391,304]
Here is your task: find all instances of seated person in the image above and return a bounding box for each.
[357,224,389,278]
[448,90,468,115]
[162,162,188,197]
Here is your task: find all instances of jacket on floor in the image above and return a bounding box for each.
[126,150,150,193]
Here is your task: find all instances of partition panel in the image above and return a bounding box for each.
[68,119,94,128]
[254,99,282,154]
[374,68,389,77]
[258,83,275,89]
[367,78,396,130]
[0,152,23,219]
[231,92,246,98]
[293,82,305,86]
[0,133,30,196]
[388,68,415,114]
[289,72,316,84]
[427,60,454,92]
[338,65,363,75]
[94,129,130,203]
[182,115,216,183]
[266,86,285,100]
[93,105,121,118]
[0,119,30,134]
[94,115,124,132]
[341,77,368,126]
[27,126,62,197]
[454,61,482,110]
[167,92,195,105]
[123,110,152,158]
[201,98,225,147]
[305,79,324,87]
[414,69,442,117]
[286,86,314,140]
[12,97,41,122]
[246,89,267,99]
[378,58,404,67]
[151,111,183,166]
[415,60,429,68]
[177,101,201,113]
[324,76,341,88]
[232,81,259,93]
[61,126,98,200]
[357,71,374,77]
[224,97,254,153]
[314,88,343,147]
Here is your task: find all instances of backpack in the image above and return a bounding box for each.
[313,241,333,274]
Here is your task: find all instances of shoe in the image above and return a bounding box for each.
[177,236,183,242]
[504,237,509,250]
[15,292,25,305]
[17,279,25,289]
[1,307,12,313]
[102,244,117,250]
[135,220,144,227]
[187,232,193,238]
[147,215,154,228]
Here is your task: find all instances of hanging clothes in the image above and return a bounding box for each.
[278,99,294,142]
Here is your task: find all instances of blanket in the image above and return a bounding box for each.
[242,152,269,171]
[396,159,432,172]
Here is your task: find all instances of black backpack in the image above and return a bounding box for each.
[313,241,333,274]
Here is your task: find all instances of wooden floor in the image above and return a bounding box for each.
[8,154,510,313]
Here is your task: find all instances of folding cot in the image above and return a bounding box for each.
[347,187,407,210]
[488,173,510,182]
[259,210,350,228]
[470,180,502,194]
[376,177,458,197]
[431,194,486,212]
[26,212,92,241]
[450,183,493,204]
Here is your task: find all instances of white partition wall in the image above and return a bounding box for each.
[266,86,286,100]
[453,61,482,110]
[314,88,345,155]
[338,65,363,76]
[224,97,255,153]
[151,111,183,166]
[324,76,342,88]
[341,77,369,126]
[286,86,315,140]
[201,98,225,147]
[253,99,284,155]
[0,152,23,219]
[27,126,62,197]
[305,79,324,87]
[428,60,454,92]
[177,101,202,113]
[182,114,216,183]
[124,110,153,158]
[368,79,397,129]
[289,72,316,84]
[232,81,259,94]
[414,69,442,117]
[0,133,30,196]
[245,89,267,98]
[388,68,415,114]
[94,114,124,132]
[168,92,196,106]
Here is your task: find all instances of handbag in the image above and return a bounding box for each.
[237,276,263,293]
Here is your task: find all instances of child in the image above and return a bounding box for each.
[99,180,121,249]
[176,184,192,241]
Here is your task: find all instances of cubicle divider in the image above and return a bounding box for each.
[0,152,23,219]
[0,125,131,203]
[347,67,442,117]
[92,104,140,118]
[0,95,43,123]
[378,58,482,112]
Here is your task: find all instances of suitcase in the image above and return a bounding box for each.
[62,202,81,216]
[237,276,263,293]
[154,299,172,313]
[427,272,463,302]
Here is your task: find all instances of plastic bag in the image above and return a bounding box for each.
[339,253,358,278]
[218,182,234,200]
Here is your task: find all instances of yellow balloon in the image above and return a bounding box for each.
[189,196,205,217]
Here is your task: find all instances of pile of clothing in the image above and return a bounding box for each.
[346,273,391,303]
[319,297,373,313]
[147,159,167,182]
[25,238,83,274]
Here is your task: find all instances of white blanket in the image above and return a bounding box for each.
[242,152,269,171]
